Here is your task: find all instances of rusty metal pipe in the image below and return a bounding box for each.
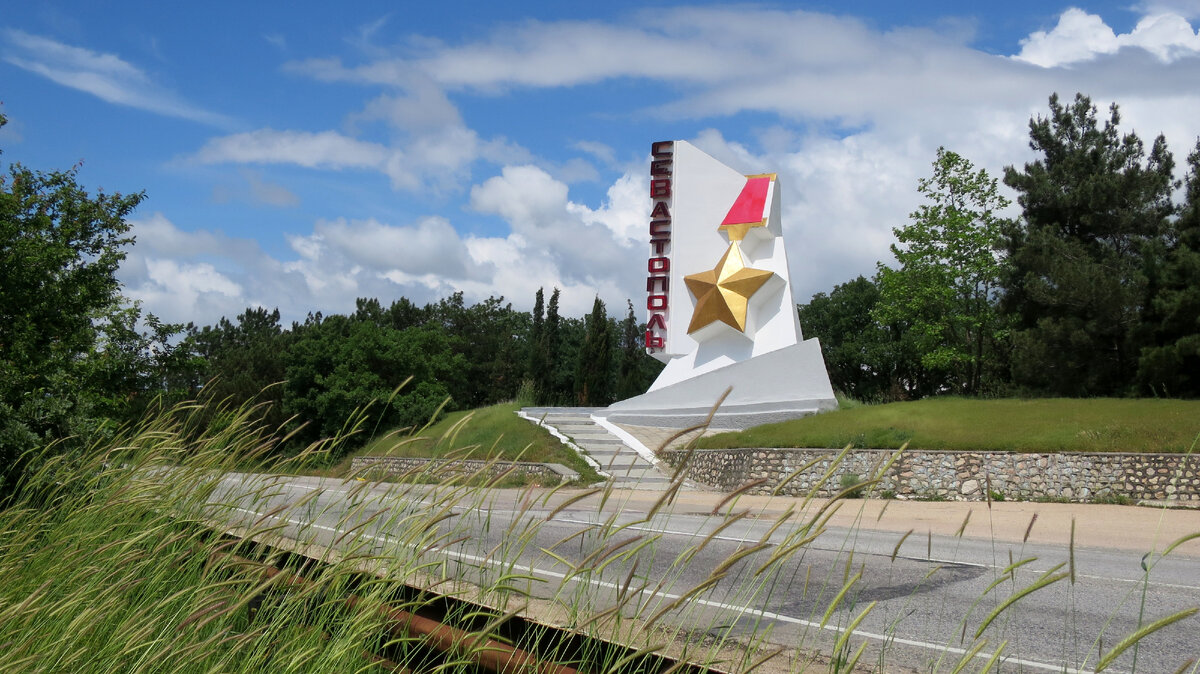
[345,594,578,674]
[210,552,579,674]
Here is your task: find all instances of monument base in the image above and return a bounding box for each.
[596,339,837,431]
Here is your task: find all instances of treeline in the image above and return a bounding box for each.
[174,291,662,452]
[802,93,1200,401]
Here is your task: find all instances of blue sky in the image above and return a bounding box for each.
[4,1,1200,326]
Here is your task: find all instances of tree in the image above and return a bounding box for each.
[428,294,525,407]
[616,300,644,400]
[526,288,546,395]
[574,297,613,406]
[1138,139,1200,396]
[799,276,929,401]
[84,306,189,420]
[386,297,429,331]
[190,307,289,431]
[1001,93,1176,396]
[1,111,145,497]
[534,288,564,404]
[874,148,1011,395]
[282,315,465,456]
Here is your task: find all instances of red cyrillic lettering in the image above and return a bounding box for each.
[650,202,671,219]
[651,141,673,157]
[646,276,669,293]
[648,257,669,273]
[650,179,671,199]
[645,332,665,349]
[650,159,672,177]
[650,219,671,238]
[648,294,668,310]
[647,313,667,330]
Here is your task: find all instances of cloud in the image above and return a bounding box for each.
[193,128,428,191]
[122,213,275,323]
[468,165,644,305]
[296,216,480,279]
[2,29,231,126]
[350,80,463,132]
[572,140,616,166]
[212,170,299,207]
[124,5,1200,327]
[144,259,242,304]
[194,72,532,193]
[245,171,300,207]
[1135,0,1200,20]
[118,170,646,327]
[292,6,1198,136]
[1015,8,1200,67]
[194,129,390,170]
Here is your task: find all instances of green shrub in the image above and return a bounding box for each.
[840,472,865,498]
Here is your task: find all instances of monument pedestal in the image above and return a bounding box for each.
[597,339,836,430]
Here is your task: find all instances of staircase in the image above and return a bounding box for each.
[518,407,673,489]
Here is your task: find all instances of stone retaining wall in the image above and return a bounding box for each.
[661,448,1200,502]
[350,456,579,484]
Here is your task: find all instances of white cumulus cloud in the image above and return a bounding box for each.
[1016,8,1200,67]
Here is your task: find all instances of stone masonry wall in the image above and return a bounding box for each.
[661,448,1200,501]
[350,456,578,484]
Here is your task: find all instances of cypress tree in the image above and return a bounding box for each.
[575,296,612,406]
[539,288,562,403]
[526,287,545,390]
[616,300,643,400]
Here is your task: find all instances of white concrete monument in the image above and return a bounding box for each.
[597,140,837,430]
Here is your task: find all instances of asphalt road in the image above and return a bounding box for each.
[202,472,1200,673]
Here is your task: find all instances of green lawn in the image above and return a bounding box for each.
[699,397,1200,453]
[350,402,602,483]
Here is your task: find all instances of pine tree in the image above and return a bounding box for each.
[1138,140,1200,397]
[1001,93,1175,396]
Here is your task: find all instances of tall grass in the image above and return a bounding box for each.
[0,395,1196,673]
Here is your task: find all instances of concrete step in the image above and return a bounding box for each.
[606,466,663,477]
[617,473,674,482]
[565,430,622,439]
[595,459,643,470]
[572,438,625,447]
[518,406,677,490]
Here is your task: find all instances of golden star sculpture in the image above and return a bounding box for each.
[684,242,775,334]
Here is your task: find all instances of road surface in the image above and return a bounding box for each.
[198,472,1200,673]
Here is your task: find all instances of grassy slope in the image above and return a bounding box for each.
[350,402,602,482]
[699,398,1200,453]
